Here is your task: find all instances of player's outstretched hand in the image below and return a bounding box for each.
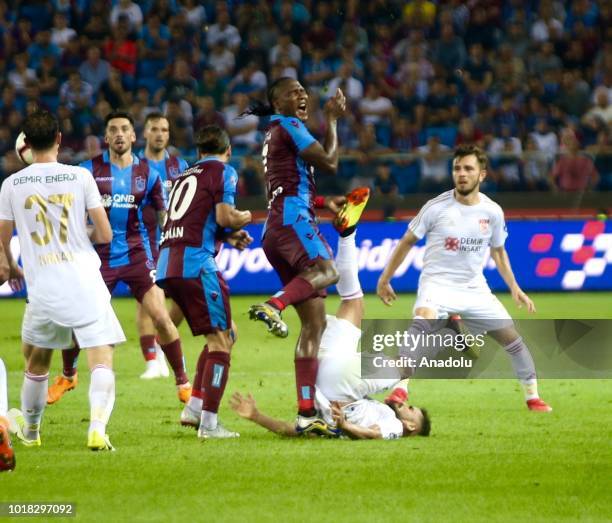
[230,392,258,420]
[324,88,346,120]
[226,230,254,251]
[325,195,346,214]
[377,278,397,306]
[512,287,536,313]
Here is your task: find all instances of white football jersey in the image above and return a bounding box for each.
[408,190,507,288]
[343,399,404,439]
[0,162,111,326]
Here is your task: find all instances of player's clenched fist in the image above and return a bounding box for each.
[376,278,397,306]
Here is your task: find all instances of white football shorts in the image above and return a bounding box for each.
[413,281,514,334]
[22,301,126,349]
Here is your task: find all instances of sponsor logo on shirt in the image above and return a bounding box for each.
[101,193,137,209]
[135,176,146,192]
[445,236,486,253]
[479,218,490,233]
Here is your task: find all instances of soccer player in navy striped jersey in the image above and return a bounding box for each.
[48,111,192,404]
[245,78,352,434]
[136,112,189,380]
[156,125,252,438]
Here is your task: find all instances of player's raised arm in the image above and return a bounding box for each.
[299,88,346,174]
[230,392,298,437]
[376,229,420,306]
[489,246,536,313]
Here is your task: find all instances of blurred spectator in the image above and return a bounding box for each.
[73,135,103,164]
[8,53,36,94]
[223,92,259,153]
[502,20,530,60]
[197,68,225,109]
[391,118,419,151]
[302,48,334,98]
[587,130,612,190]
[424,77,458,126]
[79,46,110,92]
[531,1,564,43]
[238,155,264,196]
[402,0,436,29]
[270,33,301,68]
[82,13,110,47]
[582,86,612,127]
[302,19,336,58]
[110,0,143,33]
[524,136,553,190]
[417,135,451,191]
[27,30,61,70]
[373,163,399,219]
[326,62,363,103]
[194,96,225,130]
[358,84,393,127]
[103,23,137,88]
[487,126,523,190]
[455,117,485,148]
[529,41,563,76]
[155,58,197,106]
[228,61,267,99]
[549,131,599,191]
[180,0,206,29]
[60,36,83,74]
[530,119,559,161]
[50,12,76,49]
[464,6,498,51]
[431,22,466,77]
[555,70,591,119]
[60,71,93,111]
[463,43,493,90]
[99,67,131,109]
[208,41,235,79]
[206,10,241,53]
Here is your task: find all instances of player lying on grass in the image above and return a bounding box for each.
[157,125,252,439]
[231,227,431,439]
[377,144,552,412]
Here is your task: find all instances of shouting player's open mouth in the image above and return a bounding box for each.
[296,100,308,120]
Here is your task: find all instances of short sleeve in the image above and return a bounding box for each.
[408,201,435,239]
[378,416,404,440]
[490,206,508,248]
[280,117,316,152]
[145,168,167,211]
[0,178,14,221]
[220,165,238,205]
[82,169,103,210]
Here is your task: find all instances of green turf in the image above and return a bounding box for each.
[1,293,611,522]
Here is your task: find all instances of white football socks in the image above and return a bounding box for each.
[21,371,48,440]
[89,365,115,435]
[336,231,363,300]
[201,410,218,430]
[187,395,203,413]
[503,337,539,400]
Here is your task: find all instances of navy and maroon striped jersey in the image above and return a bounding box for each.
[80,151,166,269]
[262,115,317,230]
[156,157,238,279]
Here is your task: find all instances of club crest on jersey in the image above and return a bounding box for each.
[290,119,299,128]
[210,291,219,301]
[444,237,460,251]
[168,166,179,179]
[479,218,490,233]
[135,176,146,192]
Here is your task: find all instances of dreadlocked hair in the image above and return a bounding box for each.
[240,77,295,117]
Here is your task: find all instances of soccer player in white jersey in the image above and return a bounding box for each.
[0,110,126,450]
[377,144,552,412]
[230,227,431,439]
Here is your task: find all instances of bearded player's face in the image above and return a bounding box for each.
[105,118,136,155]
[452,154,486,196]
[144,117,170,152]
[275,80,309,121]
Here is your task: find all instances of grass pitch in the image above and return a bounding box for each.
[1,293,611,522]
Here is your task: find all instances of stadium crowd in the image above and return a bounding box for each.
[1,0,612,194]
